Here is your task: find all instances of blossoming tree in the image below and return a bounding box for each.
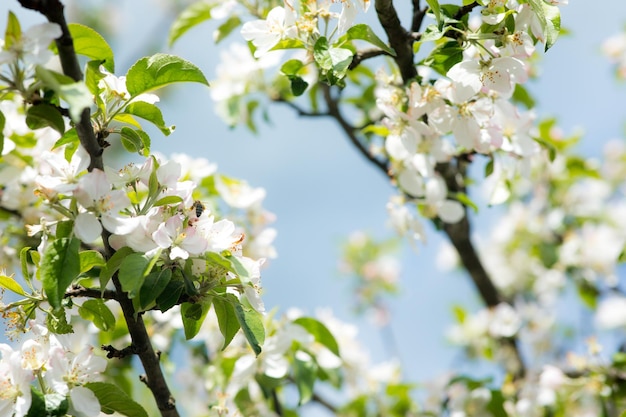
[0,0,625,416]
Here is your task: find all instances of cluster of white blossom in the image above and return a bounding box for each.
[0,320,106,417]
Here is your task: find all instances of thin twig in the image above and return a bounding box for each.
[320,83,390,175]
[348,48,392,70]
[273,97,329,117]
[65,285,118,300]
[411,0,427,33]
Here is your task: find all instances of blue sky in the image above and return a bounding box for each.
[1,0,625,385]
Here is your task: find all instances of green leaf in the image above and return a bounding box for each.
[25,104,65,135]
[294,352,317,405]
[85,382,148,417]
[124,102,174,136]
[119,127,150,156]
[78,299,116,331]
[47,307,73,334]
[181,301,211,340]
[234,303,265,356]
[41,237,80,309]
[345,24,396,56]
[313,37,332,70]
[53,128,79,149]
[139,269,172,310]
[26,387,46,417]
[0,273,26,296]
[100,246,134,290]
[214,15,241,44]
[206,252,249,280]
[35,66,92,123]
[0,110,5,155]
[527,0,560,51]
[329,47,353,77]
[4,11,21,49]
[118,253,152,299]
[79,250,105,274]
[153,195,184,207]
[85,59,107,96]
[425,0,442,29]
[156,278,184,312]
[293,317,340,357]
[281,59,305,76]
[20,247,33,290]
[512,83,536,109]
[68,23,115,72]
[168,2,214,47]
[213,295,241,350]
[455,192,478,213]
[125,53,209,97]
[288,76,308,96]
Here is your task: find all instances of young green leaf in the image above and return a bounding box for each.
[294,353,317,405]
[68,23,115,72]
[35,67,93,123]
[234,303,265,356]
[213,295,241,350]
[425,0,442,29]
[0,273,26,296]
[214,15,241,44]
[168,1,215,47]
[527,0,561,51]
[41,237,80,309]
[99,246,135,290]
[78,299,116,331]
[118,253,152,299]
[345,24,396,56]
[293,317,340,357]
[181,301,211,340]
[125,53,209,97]
[25,104,65,135]
[4,11,21,49]
[79,250,105,274]
[139,269,172,310]
[124,102,174,136]
[85,382,149,417]
[156,278,184,312]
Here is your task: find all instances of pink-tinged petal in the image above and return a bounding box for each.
[69,386,100,417]
[438,200,464,223]
[180,227,208,255]
[75,213,102,243]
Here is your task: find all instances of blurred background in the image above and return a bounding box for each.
[1,0,624,385]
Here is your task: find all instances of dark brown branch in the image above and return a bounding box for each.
[437,159,525,378]
[311,390,337,413]
[273,97,329,117]
[65,285,118,300]
[321,84,390,175]
[375,0,417,83]
[348,48,392,70]
[17,0,104,172]
[18,1,179,415]
[455,1,479,20]
[102,343,141,359]
[411,1,427,33]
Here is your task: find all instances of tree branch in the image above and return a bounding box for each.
[348,48,392,70]
[375,0,417,83]
[411,0,427,33]
[18,1,180,415]
[17,0,103,171]
[320,83,390,175]
[65,285,118,300]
